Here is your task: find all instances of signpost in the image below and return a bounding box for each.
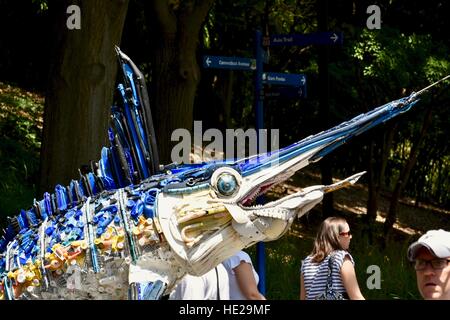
[264,86,306,99]
[262,72,307,100]
[268,31,343,47]
[202,29,342,295]
[254,30,265,296]
[254,29,343,295]
[203,55,256,71]
[262,72,306,87]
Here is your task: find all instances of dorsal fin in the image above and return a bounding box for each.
[0,48,160,249]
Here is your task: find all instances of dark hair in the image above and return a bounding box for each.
[310,217,348,263]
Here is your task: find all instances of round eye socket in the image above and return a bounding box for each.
[216,173,238,196]
[211,167,241,198]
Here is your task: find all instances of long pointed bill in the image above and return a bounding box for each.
[233,74,450,202]
[224,171,365,225]
[231,93,420,206]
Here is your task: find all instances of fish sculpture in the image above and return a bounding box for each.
[0,48,447,300]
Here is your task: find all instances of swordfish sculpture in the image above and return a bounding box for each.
[0,47,448,300]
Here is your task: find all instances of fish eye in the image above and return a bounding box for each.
[216,173,238,196]
[211,167,241,197]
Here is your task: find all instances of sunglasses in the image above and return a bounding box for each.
[339,231,351,237]
[414,259,450,271]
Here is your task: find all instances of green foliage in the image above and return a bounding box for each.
[352,28,449,86]
[351,232,420,300]
[0,82,43,224]
[31,0,48,13]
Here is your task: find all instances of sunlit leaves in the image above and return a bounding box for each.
[424,56,450,82]
[31,0,48,12]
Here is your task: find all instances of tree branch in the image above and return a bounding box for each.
[152,0,177,35]
[177,0,214,80]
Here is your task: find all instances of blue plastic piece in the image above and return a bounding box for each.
[43,192,53,216]
[125,64,151,152]
[143,189,158,219]
[78,179,88,198]
[96,228,104,236]
[99,147,117,190]
[18,210,29,229]
[45,226,55,236]
[0,239,6,252]
[19,252,28,265]
[118,83,149,179]
[87,172,98,195]
[26,209,39,227]
[70,180,84,204]
[55,185,68,211]
[108,144,126,189]
[123,149,136,183]
[4,225,16,242]
[130,200,144,220]
[126,200,135,209]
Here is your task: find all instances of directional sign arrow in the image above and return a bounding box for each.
[202,55,256,71]
[264,86,307,99]
[268,32,343,47]
[262,72,306,87]
[330,33,338,43]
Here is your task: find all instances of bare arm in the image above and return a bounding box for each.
[234,261,266,300]
[340,256,365,300]
[300,273,306,300]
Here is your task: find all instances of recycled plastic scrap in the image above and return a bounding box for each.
[0,47,448,300]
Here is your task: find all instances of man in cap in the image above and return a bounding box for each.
[407,229,450,300]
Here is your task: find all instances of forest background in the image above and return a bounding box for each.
[0,0,449,299]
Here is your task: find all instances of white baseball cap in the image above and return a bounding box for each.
[407,229,450,261]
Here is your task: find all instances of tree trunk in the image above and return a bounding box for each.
[218,71,234,129]
[366,139,378,222]
[383,106,434,234]
[147,0,214,164]
[379,123,397,190]
[39,0,129,194]
[365,123,396,241]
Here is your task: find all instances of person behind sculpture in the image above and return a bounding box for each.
[222,250,266,300]
[169,263,230,300]
[407,229,450,300]
[300,216,365,300]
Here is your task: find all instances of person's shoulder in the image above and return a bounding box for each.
[333,249,352,257]
[223,251,252,270]
[301,255,313,270]
[236,250,252,262]
[333,250,354,265]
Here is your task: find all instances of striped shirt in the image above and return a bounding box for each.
[301,250,354,300]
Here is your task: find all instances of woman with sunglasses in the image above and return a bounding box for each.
[300,216,365,300]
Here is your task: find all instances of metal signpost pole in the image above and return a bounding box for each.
[254,29,266,295]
